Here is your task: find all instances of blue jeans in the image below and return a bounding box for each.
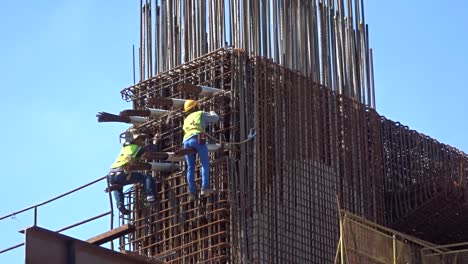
[183,135,210,194]
[108,168,155,206]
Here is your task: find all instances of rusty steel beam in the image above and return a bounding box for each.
[24,226,162,264]
[142,147,222,162]
[147,97,187,108]
[119,109,170,117]
[87,224,135,245]
[177,83,223,95]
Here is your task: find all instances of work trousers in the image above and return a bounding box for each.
[108,168,155,206]
[183,135,210,195]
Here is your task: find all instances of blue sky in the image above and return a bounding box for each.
[0,1,466,263]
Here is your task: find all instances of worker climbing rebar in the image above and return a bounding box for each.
[107,129,157,215]
[182,99,220,201]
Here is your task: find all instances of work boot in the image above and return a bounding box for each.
[200,188,216,196]
[188,193,197,202]
[147,195,156,203]
[117,204,130,215]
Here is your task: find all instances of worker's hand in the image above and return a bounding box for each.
[209,110,217,115]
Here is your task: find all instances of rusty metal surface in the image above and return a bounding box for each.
[131,0,375,108]
[116,50,386,263]
[381,119,468,244]
[110,0,468,262]
[12,1,468,261]
[25,226,162,264]
[115,49,468,263]
[86,224,135,246]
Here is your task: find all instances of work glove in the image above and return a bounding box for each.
[209,110,222,122]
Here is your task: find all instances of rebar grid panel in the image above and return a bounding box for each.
[118,50,234,263]
[250,56,385,263]
[381,119,468,244]
[108,1,468,262]
[136,0,375,108]
[117,50,390,262]
[122,48,232,104]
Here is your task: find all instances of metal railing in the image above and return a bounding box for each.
[421,242,468,263]
[0,175,114,254]
[335,210,468,264]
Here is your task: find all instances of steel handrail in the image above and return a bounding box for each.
[0,176,112,255]
[0,176,107,221]
[0,211,111,254]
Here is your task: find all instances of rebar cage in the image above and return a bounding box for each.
[116,49,468,263]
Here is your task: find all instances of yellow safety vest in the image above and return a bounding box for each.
[183,111,204,141]
[111,144,142,169]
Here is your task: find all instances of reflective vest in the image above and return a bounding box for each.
[183,111,204,141]
[111,144,142,169]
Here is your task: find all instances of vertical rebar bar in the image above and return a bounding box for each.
[109,0,468,262]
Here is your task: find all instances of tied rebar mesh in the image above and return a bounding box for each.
[112,0,468,262]
[117,50,468,263]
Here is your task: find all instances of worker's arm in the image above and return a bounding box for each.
[201,111,219,128]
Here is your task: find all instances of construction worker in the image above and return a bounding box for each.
[108,130,156,215]
[182,99,219,201]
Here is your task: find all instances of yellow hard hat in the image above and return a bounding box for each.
[184,99,198,113]
[128,129,147,142]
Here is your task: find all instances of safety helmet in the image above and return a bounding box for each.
[120,129,147,143]
[184,99,198,113]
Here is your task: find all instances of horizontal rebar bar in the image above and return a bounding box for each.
[116,50,468,263]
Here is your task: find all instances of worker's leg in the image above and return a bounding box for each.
[108,171,126,207]
[128,172,156,197]
[112,188,125,207]
[183,137,198,195]
[197,144,210,190]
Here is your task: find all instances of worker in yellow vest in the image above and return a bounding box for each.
[182,100,219,201]
[108,130,156,215]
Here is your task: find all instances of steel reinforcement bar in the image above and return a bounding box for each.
[381,118,468,244]
[134,0,375,108]
[115,50,468,262]
[117,50,385,262]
